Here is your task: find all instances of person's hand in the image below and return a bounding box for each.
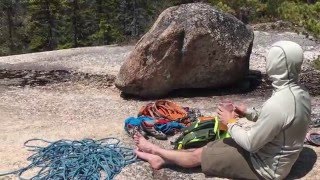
[217,105,237,126]
[219,99,235,113]
[219,102,234,112]
[234,103,247,117]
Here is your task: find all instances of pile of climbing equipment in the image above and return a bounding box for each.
[124,100,230,148]
[172,116,230,149]
[0,138,136,179]
[124,100,201,140]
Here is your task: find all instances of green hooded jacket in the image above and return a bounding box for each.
[227,41,311,179]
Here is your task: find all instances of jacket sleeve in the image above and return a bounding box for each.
[245,107,259,122]
[227,103,284,153]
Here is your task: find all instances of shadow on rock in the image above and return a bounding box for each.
[121,68,320,100]
[121,70,273,100]
[286,147,317,179]
[165,165,202,174]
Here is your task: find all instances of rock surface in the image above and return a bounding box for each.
[116,3,254,98]
[0,30,319,179]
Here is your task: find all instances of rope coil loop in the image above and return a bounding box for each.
[0,138,136,179]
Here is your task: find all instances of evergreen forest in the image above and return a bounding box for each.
[0,0,319,56]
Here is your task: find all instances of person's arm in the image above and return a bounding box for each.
[244,107,259,122]
[234,104,259,122]
[227,103,284,153]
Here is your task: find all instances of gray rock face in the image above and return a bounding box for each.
[116,3,254,98]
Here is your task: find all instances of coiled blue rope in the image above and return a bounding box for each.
[0,138,136,179]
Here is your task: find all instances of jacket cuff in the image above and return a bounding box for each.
[227,123,236,133]
[227,119,237,130]
[228,118,237,124]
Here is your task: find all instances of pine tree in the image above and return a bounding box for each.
[89,0,122,45]
[0,0,15,54]
[26,0,60,51]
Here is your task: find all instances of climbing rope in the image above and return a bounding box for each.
[0,138,136,180]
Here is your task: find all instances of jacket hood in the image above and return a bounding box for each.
[266,41,303,90]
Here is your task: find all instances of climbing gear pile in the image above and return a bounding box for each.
[125,100,202,140]
[141,120,168,140]
[124,100,230,148]
[172,116,230,149]
[0,138,136,179]
[125,116,152,138]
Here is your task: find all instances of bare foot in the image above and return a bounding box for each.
[135,149,165,170]
[133,132,160,154]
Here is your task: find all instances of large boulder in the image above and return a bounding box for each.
[116,3,254,98]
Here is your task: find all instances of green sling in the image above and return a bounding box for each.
[173,116,230,149]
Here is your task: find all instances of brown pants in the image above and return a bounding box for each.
[201,138,262,180]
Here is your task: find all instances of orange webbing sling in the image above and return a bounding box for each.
[138,103,159,118]
[138,100,188,121]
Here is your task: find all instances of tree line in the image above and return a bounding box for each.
[0,0,319,56]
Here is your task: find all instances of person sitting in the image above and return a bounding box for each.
[133,41,311,180]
